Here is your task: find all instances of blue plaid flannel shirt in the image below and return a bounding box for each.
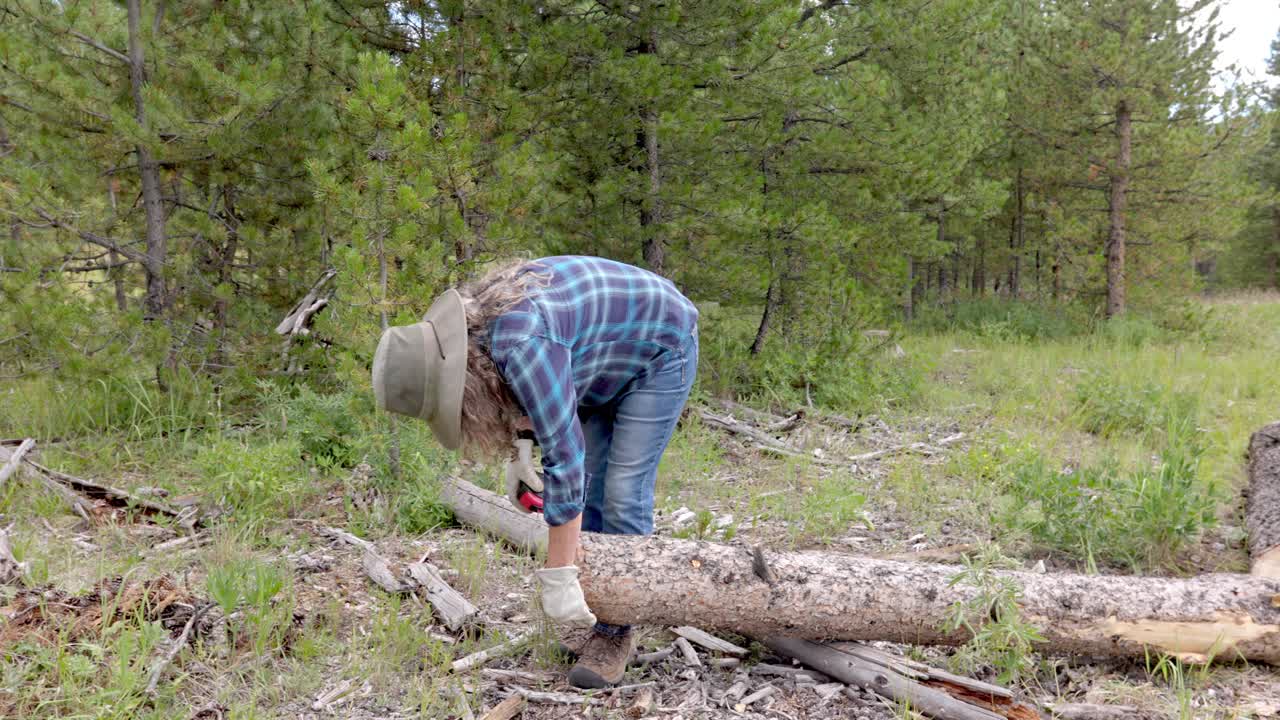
[487,256,699,527]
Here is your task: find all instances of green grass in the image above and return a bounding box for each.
[4,293,1279,717]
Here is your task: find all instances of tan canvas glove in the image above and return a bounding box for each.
[534,565,597,628]
[505,438,544,514]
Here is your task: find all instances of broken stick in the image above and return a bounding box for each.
[0,438,34,487]
[407,561,480,632]
[673,626,748,657]
[478,695,525,720]
[452,631,533,673]
[765,638,1009,720]
[145,602,216,695]
[0,524,28,584]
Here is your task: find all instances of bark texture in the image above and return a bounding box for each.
[1106,99,1131,319]
[440,478,1280,665]
[1247,421,1280,578]
[578,534,1280,665]
[126,0,168,321]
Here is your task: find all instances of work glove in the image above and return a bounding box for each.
[505,438,544,514]
[534,565,597,628]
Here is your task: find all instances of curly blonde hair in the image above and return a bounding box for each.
[455,259,551,458]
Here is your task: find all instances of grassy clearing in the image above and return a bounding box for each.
[2,294,1279,717]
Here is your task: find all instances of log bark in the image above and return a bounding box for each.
[438,478,546,555]
[439,477,1280,665]
[1246,421,1280,578]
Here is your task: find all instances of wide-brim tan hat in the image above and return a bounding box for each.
[371,289,467,449]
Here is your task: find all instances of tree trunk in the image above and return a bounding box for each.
[1008,167,1023,299]
[1271,205,1280,290]
[936,198,948,302]
[1052,240,1062,301]
[106,178,128,312]
[973,234,986,297]
[905,256,919,321]
[126,0,167,321]
[638,31,664,275]
[1106,99,1131,318]
[440,477,1280,665]
[1247,422,1280,578]
[210,184,239,371]
[750,277,780,356]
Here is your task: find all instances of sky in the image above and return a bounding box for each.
[1213,0,1280,82]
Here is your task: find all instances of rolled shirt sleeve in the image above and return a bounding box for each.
[490,333,586,526]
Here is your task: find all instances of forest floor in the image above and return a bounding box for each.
[3,293,1280,719]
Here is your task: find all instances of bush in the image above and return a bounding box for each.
[697,304,921,412]
[195,437,307,521]
[914,299,1087,342]
[998,437,1216,571]
[0,373,220,441]
[1072,372,1197,439]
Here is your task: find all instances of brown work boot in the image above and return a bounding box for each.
[567,629,634,689]
[553,626,596,660]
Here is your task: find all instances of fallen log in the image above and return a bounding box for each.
[440,476,1280,665]
[1246,422,1280,578]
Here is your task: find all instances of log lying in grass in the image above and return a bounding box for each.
[1247,421,1280,578]
[440,476,1280,665]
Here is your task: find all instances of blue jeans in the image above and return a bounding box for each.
[579,329,697,635]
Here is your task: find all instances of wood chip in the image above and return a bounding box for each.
[673,626,748,657]
[626,687,653,717]
[813,682,845,701]
[708,657,741,670]
[478,695,525,720]
[736,684,776,709]
[636,645,675,665]
[723,680,749,703]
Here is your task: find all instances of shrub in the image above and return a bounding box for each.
[256,383,367,470]
[1073,372,1197,439]
[998,439,1216,571]
[697,304,921,412]
[194,437,306,521]
[914,299,1087,342]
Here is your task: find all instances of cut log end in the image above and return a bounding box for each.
[1247,422,1280,573]
[1253,547,1280,579]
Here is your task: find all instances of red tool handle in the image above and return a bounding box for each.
[517,483,544,513]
